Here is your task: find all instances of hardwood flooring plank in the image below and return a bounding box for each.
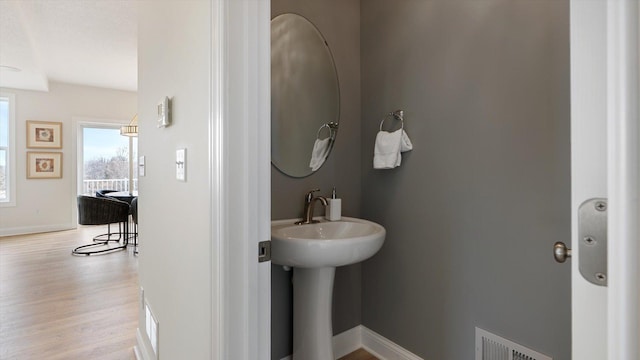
[0,226,138,359]
[338,348,380,360]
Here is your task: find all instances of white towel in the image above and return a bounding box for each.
[373,129,413,169]
[309,138,331,171]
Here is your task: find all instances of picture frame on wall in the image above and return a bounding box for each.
[27,152,62,179]
[26,120,62,149]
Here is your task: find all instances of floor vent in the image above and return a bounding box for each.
[475,327,552,360]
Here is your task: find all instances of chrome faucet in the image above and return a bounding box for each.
[295,189,328,225]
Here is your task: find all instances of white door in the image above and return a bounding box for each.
[570,1,639,359]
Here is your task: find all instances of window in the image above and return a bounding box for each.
[79,125,138,195]
[0,93,15,206]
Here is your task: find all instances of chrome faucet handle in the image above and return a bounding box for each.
[295,190,327,225]
[305,189,321,202]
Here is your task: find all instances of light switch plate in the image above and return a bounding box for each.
[139,156,146,177]
[176,149,186,181]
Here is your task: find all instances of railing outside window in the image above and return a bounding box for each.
[82,179,138,196]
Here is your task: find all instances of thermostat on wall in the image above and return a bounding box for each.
[157,96,171,128]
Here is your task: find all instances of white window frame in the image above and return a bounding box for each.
[74,118,137,197]
[0,92,16,207]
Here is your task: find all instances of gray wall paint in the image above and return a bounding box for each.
[271,1,361,359]
[360,1,571,359]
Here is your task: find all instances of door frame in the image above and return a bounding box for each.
[606,1,639,359]
[211,0,271,359]
[72,117,131,225]
[571,1,639,359]
[216,0,638,358]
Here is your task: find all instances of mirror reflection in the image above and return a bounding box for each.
[271,13,340,178]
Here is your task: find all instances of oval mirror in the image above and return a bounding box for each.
[271,13,340,178]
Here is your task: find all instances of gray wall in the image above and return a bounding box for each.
[270,1,361,359]
[360,1,571,359]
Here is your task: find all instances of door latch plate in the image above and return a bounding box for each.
[578,198,607,286]
[258,240,271,262]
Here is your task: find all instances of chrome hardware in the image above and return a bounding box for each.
[579,198,608,286]
[553,242,572,263]
[391,109,404,121]
[379,109,405,131]
[316,122,339,141]
[303,189,320,204]
[295,189,328,225]
[553,198,608,286]
[258,241,271,262]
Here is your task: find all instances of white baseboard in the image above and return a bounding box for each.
[133,345,143,360]
[361,326,423,360]
[0,223,75,237]
[280,325,422,360]
[135,328,156,360]
[333,326,364,358]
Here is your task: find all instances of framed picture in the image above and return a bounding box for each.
[26,121,62,149]
[27,152,62,179]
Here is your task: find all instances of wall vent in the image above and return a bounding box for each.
[475,327,552,360]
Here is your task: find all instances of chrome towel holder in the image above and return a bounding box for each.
[316,122,339,140]
[379,109,404,131]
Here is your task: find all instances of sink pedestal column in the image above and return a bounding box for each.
[293,267,336,360]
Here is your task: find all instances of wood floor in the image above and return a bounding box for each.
[0,226,138,360]
[0,227,380,360]
[339,348,379,360]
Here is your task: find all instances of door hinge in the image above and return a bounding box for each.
[258,240,271,262]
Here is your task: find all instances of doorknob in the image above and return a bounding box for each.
[553,199,607,285]
[553,241,572,263]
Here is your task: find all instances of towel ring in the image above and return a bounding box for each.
[316,122,339,140]
[379,109,404,131]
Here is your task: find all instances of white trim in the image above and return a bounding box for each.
[133,345,143,360]
[73,117,130,193]
[213,0,270,359]
[209,0,224,358]
[361,326,423,360]
[256,0,272,358]
[281,325,423,360]
[606,1,640,359]
[71,116,135,229]
[0,222,75,237]
[0,92,16,207]
[333,326,364,358]
[134,328,155,360]
[569,1,608,358]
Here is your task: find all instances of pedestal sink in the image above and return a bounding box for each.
[271,217,386,360]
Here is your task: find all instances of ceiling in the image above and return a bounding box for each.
[0,0,137,92]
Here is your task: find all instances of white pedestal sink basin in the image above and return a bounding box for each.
[271,217,386,360]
